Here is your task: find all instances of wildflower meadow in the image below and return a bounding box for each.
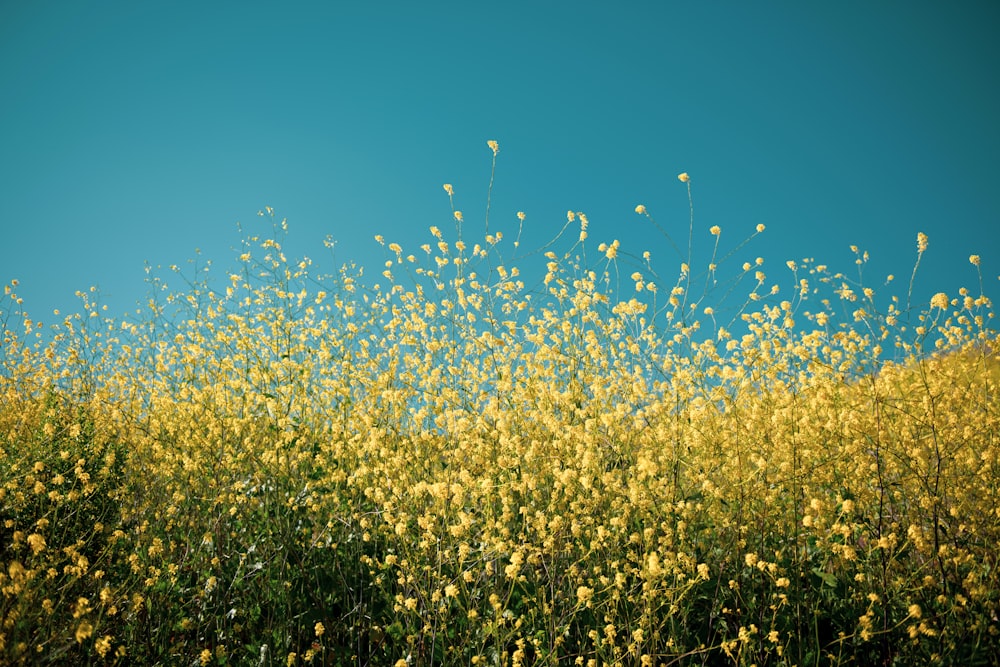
[2,144,998,665]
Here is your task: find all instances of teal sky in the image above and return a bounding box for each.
[2,1,998,330]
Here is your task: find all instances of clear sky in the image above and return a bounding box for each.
[2,1,998,330]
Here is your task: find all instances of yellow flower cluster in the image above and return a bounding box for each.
[0,156,996,665]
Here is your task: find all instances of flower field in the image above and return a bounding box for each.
[2,160,998,665]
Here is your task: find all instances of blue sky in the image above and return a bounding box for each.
[2,1,998,331]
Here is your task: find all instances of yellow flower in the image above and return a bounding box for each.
[315,622,325,637]
[443,183,454,196]
[75,620,94,644]
[454,211,463,222]
[930,292,949,309]
[970,254,981,266]
[73,597,91,619]
[487,139,499,155]
[917,232,928,253]
[635,204,647,215]
[517,211,526,221]
[678,172,690,183]
[709,225,721,236]
[27,533,45,555]
[576,585,594,605]
[445,584,459,598]
[94,635,113,657]
[756,223,766,233]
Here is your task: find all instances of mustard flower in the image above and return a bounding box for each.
[487,139,499,155]
[454,211,463,222]
[930,292,949,310]
[73,597,91,618]
[709,225,721,236]
[27,533,45,555]
[605,240,619,259]
[94,635,113,657]
[76,621,94,644]
[970,254,981,266]
[443,183,454,195]
[315,622,325,637]
[917,232,928,253]
[678,172,690,183]
[756,223,766,232]
[635,204,647,215]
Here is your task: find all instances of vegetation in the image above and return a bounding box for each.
[2,145,997,665]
